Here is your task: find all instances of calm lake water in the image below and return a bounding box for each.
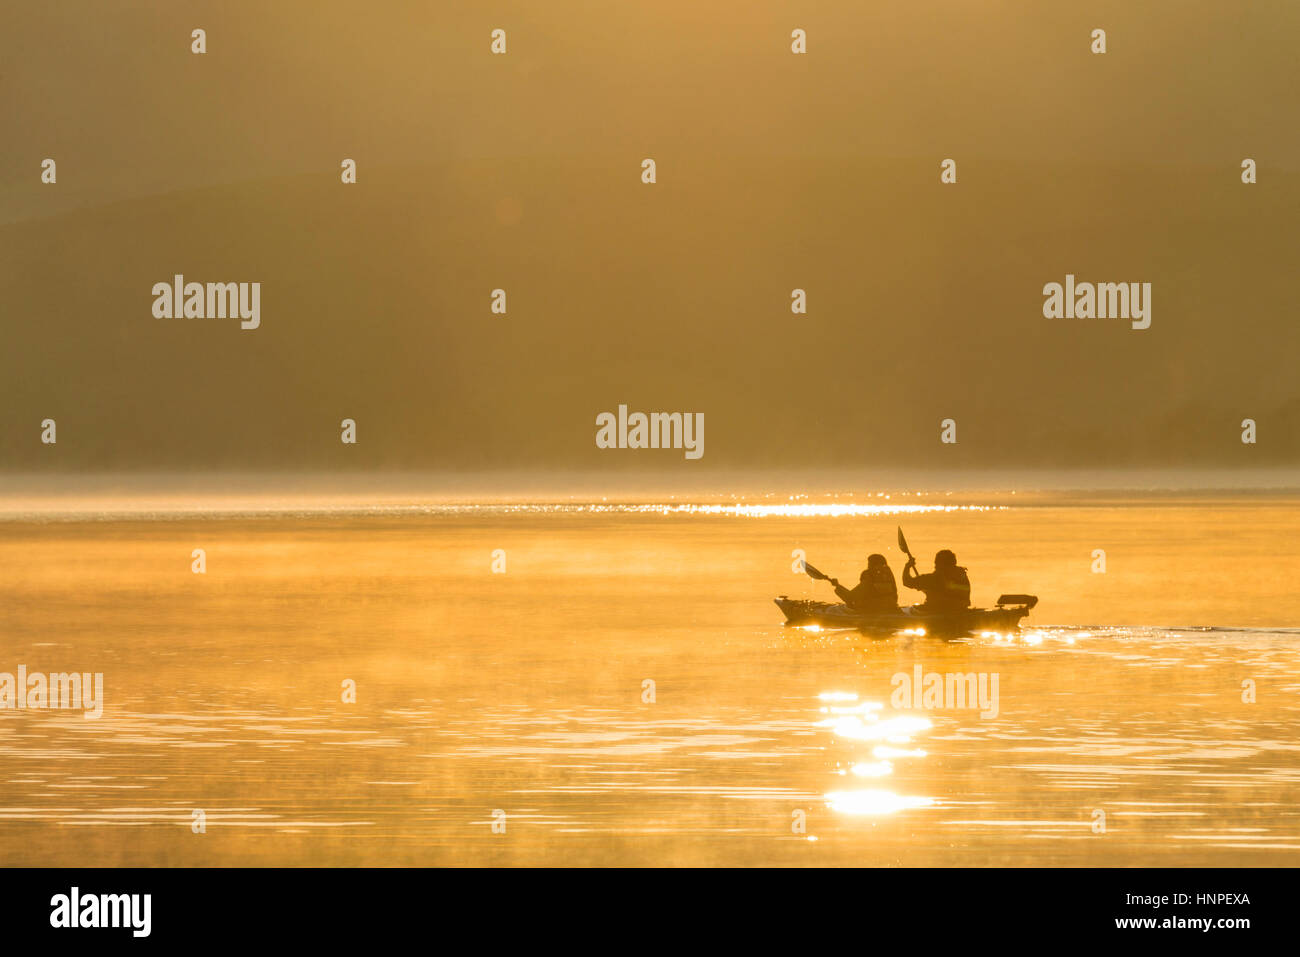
[2,492,1299,865]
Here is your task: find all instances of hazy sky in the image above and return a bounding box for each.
[2,1,1298,476]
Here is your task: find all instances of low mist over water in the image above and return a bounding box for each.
[3,489,1297,865]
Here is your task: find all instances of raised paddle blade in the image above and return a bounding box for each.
[897,527,913,558]
[802,561,831,581]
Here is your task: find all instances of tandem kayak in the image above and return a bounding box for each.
[774,594,1038,634]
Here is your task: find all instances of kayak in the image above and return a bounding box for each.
[774,595,1038,634]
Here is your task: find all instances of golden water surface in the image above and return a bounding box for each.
[2,493,1298,866]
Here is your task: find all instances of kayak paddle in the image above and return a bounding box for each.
[801,560,832,582]
[802,561,847,590]
[897,526,915,565]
